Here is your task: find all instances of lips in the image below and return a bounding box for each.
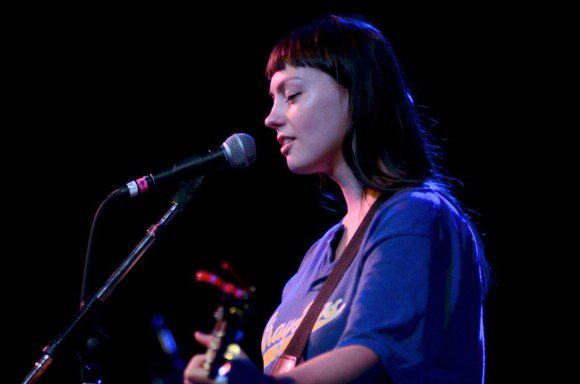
[277,135,295,146]
[276,135,296,155]
[281,138,294,155]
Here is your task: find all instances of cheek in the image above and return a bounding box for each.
[317,96,349,142]
[297,97,347,138]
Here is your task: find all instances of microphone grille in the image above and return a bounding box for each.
[223,133,256,168]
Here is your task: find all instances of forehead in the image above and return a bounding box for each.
[269,66,323,94]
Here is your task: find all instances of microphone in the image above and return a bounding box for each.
[111,133,256,199]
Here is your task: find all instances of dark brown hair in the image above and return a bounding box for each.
[267,15,443,200]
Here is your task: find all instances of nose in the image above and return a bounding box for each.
[264,103,286,129]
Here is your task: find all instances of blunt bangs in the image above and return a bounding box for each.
[266,16,384,82]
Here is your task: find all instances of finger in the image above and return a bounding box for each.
[184,354,212,384]
[185,354,208,371]
[184,367,213,384]
[194,331,213,348]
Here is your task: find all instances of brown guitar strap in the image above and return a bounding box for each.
[270,191,391,374]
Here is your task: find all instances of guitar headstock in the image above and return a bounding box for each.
[194,262,255,379]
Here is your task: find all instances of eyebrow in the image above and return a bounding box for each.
[269,77,302,97]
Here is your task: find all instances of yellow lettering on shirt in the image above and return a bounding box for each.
[261,298,346,368]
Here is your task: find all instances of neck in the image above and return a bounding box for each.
[328,160,379,227]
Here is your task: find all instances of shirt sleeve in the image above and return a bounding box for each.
[336,192,450,383]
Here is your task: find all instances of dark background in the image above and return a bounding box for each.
[6,2,556,383]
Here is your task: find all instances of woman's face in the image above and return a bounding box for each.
[265,65,350,175]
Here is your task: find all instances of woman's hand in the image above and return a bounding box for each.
[184,331,275,384]
[183,331,215,384]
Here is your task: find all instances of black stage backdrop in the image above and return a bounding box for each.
[6,2,556,383]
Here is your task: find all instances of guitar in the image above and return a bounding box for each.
[195,266,255,379]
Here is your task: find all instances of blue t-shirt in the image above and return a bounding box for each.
[261,185,486,383]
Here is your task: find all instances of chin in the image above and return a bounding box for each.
[286,157,320,175]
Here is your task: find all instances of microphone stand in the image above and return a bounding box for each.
[22,176,205,384]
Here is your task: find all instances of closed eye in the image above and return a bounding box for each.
[286,93,302,103]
